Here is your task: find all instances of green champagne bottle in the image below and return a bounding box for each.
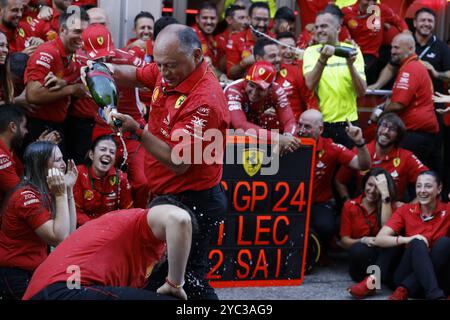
[85,62,121,127]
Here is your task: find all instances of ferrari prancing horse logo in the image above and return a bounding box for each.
[243,148,263,177]
[97,36,104,45]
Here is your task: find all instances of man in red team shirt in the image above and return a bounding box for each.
[215,4,247,74]
[192,2,220,75]
[23,200,195,300]
[0,105,26,207]
[298,109,371,255]
[226,1,275,80]
[335,113,428,202]
[342,0,409,84]
[375,33,439,173]
[0,0,25,53]
[84,24,229,300]
[253,36,318,120]
[24,9,89,153]
[224,60,300,153]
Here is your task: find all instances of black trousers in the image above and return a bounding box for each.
[401,131,440,174]
[394,237,450,300]
[31,282,174,300]
[145,184,227,300]
[64,115,95,165]
[363,54,379,86]
[310,201,339,252]
[323,121,358,149]
[0,267,33,300]
[348,242,403,287]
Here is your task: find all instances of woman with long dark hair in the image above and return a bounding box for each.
[0,31,14,104]
[73,135,133,226]
[343,168,402,298]
[375,171,450,300]
[0,141,77,299]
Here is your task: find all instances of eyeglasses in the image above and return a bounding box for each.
[378,122,397,133]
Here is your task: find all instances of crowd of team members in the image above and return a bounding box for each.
[0,0,449,300]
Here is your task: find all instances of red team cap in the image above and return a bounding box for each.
[245,61,276,90]
[82,23,116,60]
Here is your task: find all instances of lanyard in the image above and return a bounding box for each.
[418,35,436,60]
[88,168,121,209]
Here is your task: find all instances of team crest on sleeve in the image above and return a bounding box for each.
[175,95,187,109]
[84,190,94,201]
[242,148,263,177]
[152,87,159,103]
[242,50,251,59]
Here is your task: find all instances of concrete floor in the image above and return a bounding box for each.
[215,258,392,300]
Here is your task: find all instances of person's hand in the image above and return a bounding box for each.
[319,44,334,61]
[374,174,389,200]
[263,107,276,116]
[278,134,301,156]
[70,83,90,98]
[346,50,358,66]
[421,60,438,78]
[126,38,146,51]
[240,54,255,69]
[433,90,450,106]
[345,119,364,144]
[37,129,62,144]
[47,167,66,196]
[407,234,429,247]
[44,72,67,91]
[107,111,139,133]
[156,282,187,300]
[367,83,381,90]
[64,159,78,189]
[27,37,44,47]
[80,60,115,87]
[38,5,53,21]
[22,44,40,56]
[361,236,376,247]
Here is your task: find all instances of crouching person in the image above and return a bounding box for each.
[22,196,196,300]
[375,171,450,300]
[343,168,403,299]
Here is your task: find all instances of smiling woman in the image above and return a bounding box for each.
[73,135,133,226]
[0,141,77,300]
[0,31,13,104]
[374,171,450,300]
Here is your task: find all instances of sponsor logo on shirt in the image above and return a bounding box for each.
[175,95,187,109]
[24,199,40,206]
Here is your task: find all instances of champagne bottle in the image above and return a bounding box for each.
[85,62,121,127]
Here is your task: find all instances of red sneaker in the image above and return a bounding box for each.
[388,286,408,300]
[347,276,376,299]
